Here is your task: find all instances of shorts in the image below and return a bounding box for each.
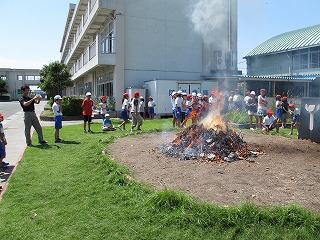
[0,142,5,158]
[83,115,92,122]
[247,110,257,116]
[257,109,267,117]
[174,107,182,119]
[281,113,288,122]
[54,115,62,129]
[292,115,300,123]
[148,107,154,115]
[185,107,192,117]
[265,124,275,130]
[121,109,129,121]
[276,108,282,119]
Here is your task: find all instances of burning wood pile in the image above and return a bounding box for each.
[158,123,256,162]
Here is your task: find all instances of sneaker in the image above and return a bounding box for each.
[55,138,64,143]
[27,143,33,147]
[130,129,134,133]
[288,132,293,135]
[83,130,87,133]
[39,140,48,144]
[2,162,9,166]
[88,130,93,133]
[250,128,254,131]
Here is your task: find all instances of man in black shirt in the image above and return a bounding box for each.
[19,85,47,146]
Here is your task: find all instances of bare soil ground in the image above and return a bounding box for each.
[108,131,320,212]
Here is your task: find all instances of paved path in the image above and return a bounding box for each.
[0,101,86,193]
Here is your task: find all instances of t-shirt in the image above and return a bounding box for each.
[175,97,183,108]
[247,97,257,112]
[131,98,140,113]
[139,100,145,112]
[52,102,63,116]
[276,100,282,109]
[282,102,289,114]
[263,115,276,126]
[258,95,268,111]
[99,102,107,114]
[19,96,35,112]
[102,118,112,127]
[81,98,94,115]
[148,100,156,108]
[122,99,129,110]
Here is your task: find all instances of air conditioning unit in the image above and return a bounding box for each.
[212,50,226,70]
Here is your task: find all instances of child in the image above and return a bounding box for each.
[148,96,156,120]
[99,95,108,120]
[81,92,94,133]
[275,95,282,122]
[257,88,268,129]
[247,91,258,130]
[281,96,289,128]
[118,93,130,131]
[288,103,300,136]
[174,91,183,127]
[181,94,193,128]
[102,113,116,131]
[262,109,279,133]
[131,91,143,132]
[139,96,146,120]
[52,95,64,143]
[0,113,9,175]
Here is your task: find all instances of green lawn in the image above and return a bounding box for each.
[0,118,319,239]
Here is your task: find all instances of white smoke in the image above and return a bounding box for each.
[190,0,229,48]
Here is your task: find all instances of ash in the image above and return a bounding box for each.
[158,124,255,162]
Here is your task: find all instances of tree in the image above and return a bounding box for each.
[38,61,73,98]
[0,77,8,96]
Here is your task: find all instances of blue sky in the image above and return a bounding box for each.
[0,0,319,74]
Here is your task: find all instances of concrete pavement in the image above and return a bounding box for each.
[0,100,85,194]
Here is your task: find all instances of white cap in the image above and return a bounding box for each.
[54,95,62,100]
[250,91,256,95]
[105,113,110,117]
[86,92,92,96]
[177,90,183,94]
[171,91,177,96]
[192,92,197,97]
[197,93,202,98]
[182,92,187,95]
[140,96,144,99]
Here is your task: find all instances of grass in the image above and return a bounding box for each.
[0,118,319,239]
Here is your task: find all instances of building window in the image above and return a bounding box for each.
[101,22,115,54]
[35,76,41,81]
[97,73,113,97]
[0,75,7,80]
[18,75,23,81]
[26,75,35,81]
[292,49,308,70]
[310,46,320,69]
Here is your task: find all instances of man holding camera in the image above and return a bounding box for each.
[19,85,47,146]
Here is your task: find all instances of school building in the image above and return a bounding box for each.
[59,0,238,111]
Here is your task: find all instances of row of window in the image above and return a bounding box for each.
[17,75,41,81]
[292,47,320,70]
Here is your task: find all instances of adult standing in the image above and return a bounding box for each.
[19,85,47,146]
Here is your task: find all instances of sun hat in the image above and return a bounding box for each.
[171,91,177,96]
[134,91,140,97]
[100,95,106,100]
[250,91,256,95]
[203,95,208,99]
[177,90,183,95]
[187,94,192,99]
[54,95,62,100]
[0,113,3,118]
[289,103,295,108]
[123,93,129,98]
[282,96,287,101]
[192,92,197,97]
[197,93,202,98]
[230,90,235,93]
[182,92,187,95]
[140,96,144,99]
[105,113,110,117]
[86,92,92,96]
[246,91,250,95]
[266,109,273,115]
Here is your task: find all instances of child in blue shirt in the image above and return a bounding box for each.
[102,113,116,131]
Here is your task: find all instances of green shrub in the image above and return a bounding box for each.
[49,96,83,116]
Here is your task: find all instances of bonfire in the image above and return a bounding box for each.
[158,110,257,162]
